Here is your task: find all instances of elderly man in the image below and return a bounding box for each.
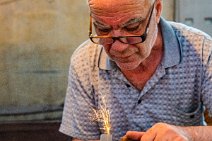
[59,0,212,140]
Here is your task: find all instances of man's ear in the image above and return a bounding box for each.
[155,0,162,23]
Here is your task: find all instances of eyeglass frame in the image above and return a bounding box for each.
[89,1,156,45]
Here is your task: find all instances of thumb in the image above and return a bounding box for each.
[126,131,145,141]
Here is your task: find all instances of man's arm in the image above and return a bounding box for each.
[122,123,212,141]
[183,126,212,141]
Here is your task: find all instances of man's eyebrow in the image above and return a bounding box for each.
[93,21,111,28]
[121,17,144,27]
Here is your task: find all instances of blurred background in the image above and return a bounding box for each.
[0,0,211,140]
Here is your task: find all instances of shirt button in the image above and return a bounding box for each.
[138,99,142,104]
[125,83,131,88]
[190,115,195,118]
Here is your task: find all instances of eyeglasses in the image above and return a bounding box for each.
[89,2,155,45]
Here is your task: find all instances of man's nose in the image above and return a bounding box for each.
[111,29,123,37]
[110,30,128,52]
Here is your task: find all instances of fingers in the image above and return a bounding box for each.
[124,123,190,141]
[125,131,145,141]
[140,128,157,141]
[120,136,137,141]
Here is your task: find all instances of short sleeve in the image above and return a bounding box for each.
[202,37,212,116]
[59,44,101,140]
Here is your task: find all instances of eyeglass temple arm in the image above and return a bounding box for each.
[89,15,92,36]
[145,1,155,34]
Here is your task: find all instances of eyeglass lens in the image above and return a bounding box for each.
[91,36,144,45]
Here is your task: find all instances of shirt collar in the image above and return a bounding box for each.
[98,17,181,70]
[160,17,181,68]
[98,47,117,70]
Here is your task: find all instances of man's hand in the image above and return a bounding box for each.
[121,123,192,141]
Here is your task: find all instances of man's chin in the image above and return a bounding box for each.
[116,61,139,71]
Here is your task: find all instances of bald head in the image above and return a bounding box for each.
[88,0,154,17]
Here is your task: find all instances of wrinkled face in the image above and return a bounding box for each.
[89,0,161,70]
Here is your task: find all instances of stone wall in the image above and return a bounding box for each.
[0,0,89,121]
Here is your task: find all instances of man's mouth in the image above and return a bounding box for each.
[112,54,134,62]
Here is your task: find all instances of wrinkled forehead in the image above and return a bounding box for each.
[88,0,152,18]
